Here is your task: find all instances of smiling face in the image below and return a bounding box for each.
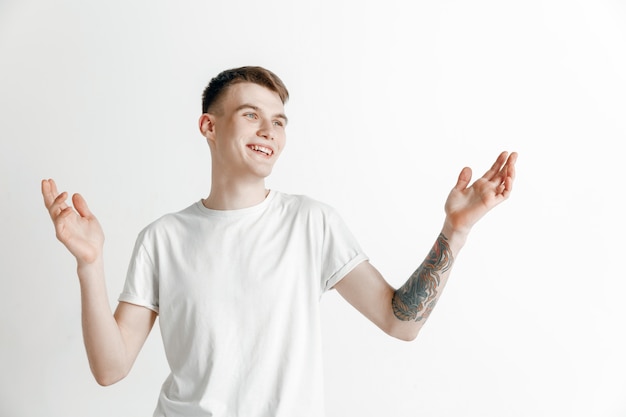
[200,82,288,182]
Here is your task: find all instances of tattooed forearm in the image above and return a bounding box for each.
[392,233,454,322]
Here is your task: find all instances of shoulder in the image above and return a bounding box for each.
[270,191,345,230]
[272,191,338,216]
[136,201,202,241]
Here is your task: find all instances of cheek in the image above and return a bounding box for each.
[277,132,287,148]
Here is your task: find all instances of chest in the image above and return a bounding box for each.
[153,214,324,320]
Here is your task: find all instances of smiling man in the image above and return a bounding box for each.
[42,66,517,417]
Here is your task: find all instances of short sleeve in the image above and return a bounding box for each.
[118,230,160,313]
[320,207,368,292]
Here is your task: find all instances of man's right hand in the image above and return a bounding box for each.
[42,179,104,266]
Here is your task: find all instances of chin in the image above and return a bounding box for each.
[249,166,274,179]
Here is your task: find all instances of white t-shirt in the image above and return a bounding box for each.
[119,190,368,417]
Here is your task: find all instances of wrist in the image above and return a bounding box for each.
[76,255,104,280]
[441,220,470,254]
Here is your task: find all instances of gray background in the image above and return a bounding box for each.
[1,0,625,416]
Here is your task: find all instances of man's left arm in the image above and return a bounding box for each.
[334,151,517,341]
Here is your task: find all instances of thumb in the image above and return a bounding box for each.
[454,167,472,191]
[72,193,94,219]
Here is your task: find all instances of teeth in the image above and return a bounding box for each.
[250,145,272,155]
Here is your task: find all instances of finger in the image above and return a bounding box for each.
[42,178,66,211]
[72,193,94,219]
[490,151,517,186]
[41,179,53,207]
[492,153,517,190]
[57,206,76,221]
[481,151,508,181]
[41,179,58,208]
[454,167,472,191]
[502,153,517,197]
[49,178,59,196]
[502,174,514,198]
[48,191,70,218]
[505,152,518,182]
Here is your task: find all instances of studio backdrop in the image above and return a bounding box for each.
[1,1,625,416]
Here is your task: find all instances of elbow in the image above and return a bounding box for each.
[396,332,419,342]
[92,366,129,387]
[95,377,115,387]
[384,321,421,342]
[94,372,126,387]
[391,328,419,342]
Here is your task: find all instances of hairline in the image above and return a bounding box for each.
[207,82,288,123]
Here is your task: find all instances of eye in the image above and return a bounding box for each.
[244,112,257,120]
[272,120,284,127]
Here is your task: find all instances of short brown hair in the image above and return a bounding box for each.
[201,66,289,114]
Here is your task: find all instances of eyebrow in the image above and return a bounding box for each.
[236,104,289,125]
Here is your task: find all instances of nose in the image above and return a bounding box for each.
[257,119,275,141]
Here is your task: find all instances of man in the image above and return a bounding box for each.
[42,66,517,416]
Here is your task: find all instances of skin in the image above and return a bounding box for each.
[42,81,518,385]
[199,82,288,210]
[41,180,156,385]
[335,150,517,340]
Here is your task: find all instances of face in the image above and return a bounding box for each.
[200,82,288,181]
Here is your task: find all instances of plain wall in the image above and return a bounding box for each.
[1,0,625,416]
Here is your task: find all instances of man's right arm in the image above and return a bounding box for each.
[42,179,156,386]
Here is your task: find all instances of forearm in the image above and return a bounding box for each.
[77,258,128,386]
[391,224,468,337]
[337,152,516,341]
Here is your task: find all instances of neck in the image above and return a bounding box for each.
[203,176,269,210]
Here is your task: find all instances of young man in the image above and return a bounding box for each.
[42,66,517,417]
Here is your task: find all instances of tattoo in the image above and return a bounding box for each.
[392,233,454,322]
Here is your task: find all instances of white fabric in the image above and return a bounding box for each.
[119,190,368,417]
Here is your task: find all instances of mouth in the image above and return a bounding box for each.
[247,144,274,157]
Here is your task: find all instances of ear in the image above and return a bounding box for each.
[198,113,216,142]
